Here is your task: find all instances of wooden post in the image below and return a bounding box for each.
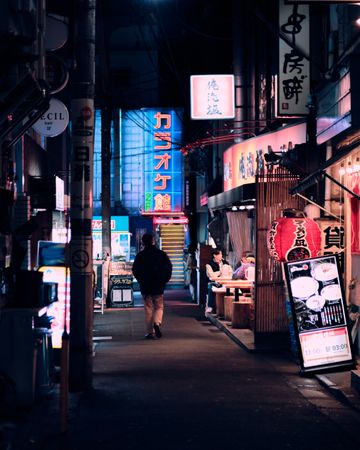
[215,292,225,318]
[224,295,234,322]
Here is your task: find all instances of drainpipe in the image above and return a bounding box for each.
[232,0,248,142]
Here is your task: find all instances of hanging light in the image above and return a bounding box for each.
[267,210,322,262]
[353,157,360,173]
[339,164,346,176]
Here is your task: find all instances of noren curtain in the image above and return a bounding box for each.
[226,211,252,265]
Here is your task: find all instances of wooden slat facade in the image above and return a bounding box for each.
[254,168,305,341]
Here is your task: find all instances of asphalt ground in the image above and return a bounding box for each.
[4,288,360,450]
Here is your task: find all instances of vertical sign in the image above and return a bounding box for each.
[317,219,345,272]
[143,109,183,213]
[278,0,310,116]
[70,99,94,273]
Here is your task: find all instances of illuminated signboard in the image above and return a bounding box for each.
[284,254,355,373]
[190,75,235,120]
[39,266,70,349]
[92,216,129,231]
[92,216,130,261]
[143,109,183,214]
[286,1,358,3]
[223,122,307,191]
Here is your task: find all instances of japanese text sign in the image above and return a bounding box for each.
[278,0,310,116]
[223,122,306,190]
[317,219,345,272]
[190,75,235,120]
[143,109,183,213]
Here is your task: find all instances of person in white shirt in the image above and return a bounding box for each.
[205,249,233,314]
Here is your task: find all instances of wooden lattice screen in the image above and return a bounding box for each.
[255,167,305,342]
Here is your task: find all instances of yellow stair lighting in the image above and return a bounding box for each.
[159,224,185,286]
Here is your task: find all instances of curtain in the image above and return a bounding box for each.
[226,211,252,265]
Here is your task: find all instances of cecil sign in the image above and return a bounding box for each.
[32,98,69,137]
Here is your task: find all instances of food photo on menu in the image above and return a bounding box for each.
[285,255,346,333]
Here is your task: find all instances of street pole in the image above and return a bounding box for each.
[101,106,111,260]
[69,0,96,391]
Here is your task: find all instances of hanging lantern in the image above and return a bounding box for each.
[267,212,322,262]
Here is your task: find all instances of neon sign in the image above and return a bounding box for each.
[144,109,183,213]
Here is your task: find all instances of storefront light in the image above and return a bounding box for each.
[239,205,246,210]
[339,164,346,176]
[346,161,353,174]
[246,205,254,210]
[231,205,238,211]
[353,157,360,172]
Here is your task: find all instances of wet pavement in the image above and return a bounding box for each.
[2,288,360,450]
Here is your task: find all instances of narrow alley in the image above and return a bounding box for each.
[8,289,360,450]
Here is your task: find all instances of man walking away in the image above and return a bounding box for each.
[132,233,172,339]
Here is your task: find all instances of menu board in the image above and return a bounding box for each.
[283,254,355,373]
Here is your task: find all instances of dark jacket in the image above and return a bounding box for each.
[207,259,229,273]
[132,245,173,295]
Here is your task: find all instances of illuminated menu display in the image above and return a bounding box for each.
[284,254,355,372]
[38,266,70,349]
[143,109,183,213]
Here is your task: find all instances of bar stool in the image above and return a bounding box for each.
[212,287,226,318]
[232,297,252,329]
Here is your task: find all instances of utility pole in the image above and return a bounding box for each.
[69,0,96,391]
[101,106,111,260]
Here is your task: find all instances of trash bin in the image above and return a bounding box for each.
[33,327,53,397]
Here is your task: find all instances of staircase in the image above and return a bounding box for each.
[159,224,185,287]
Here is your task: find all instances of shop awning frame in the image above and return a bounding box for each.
[290,140,360,200]
[207,183,256,211]
[0,73,50,147]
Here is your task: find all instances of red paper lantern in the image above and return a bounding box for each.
[267,216,322,262]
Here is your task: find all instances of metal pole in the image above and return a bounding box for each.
[69,0,96,391]
[101,106,111,259]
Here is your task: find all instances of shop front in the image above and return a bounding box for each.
[289,60,360,353]
[207,121,309,346]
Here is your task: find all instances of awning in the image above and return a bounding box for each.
[0,73,50,147]
[290,140,360,200]
[207,183,256,210]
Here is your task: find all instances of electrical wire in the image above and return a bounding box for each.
[175,0,232,42]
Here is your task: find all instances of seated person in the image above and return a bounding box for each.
[232,251,255,281]
[205,249,233,314]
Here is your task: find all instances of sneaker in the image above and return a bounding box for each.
[153,323,162,338]
[145,333,155,340]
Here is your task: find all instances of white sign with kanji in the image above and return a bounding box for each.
[278,0,310,116]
